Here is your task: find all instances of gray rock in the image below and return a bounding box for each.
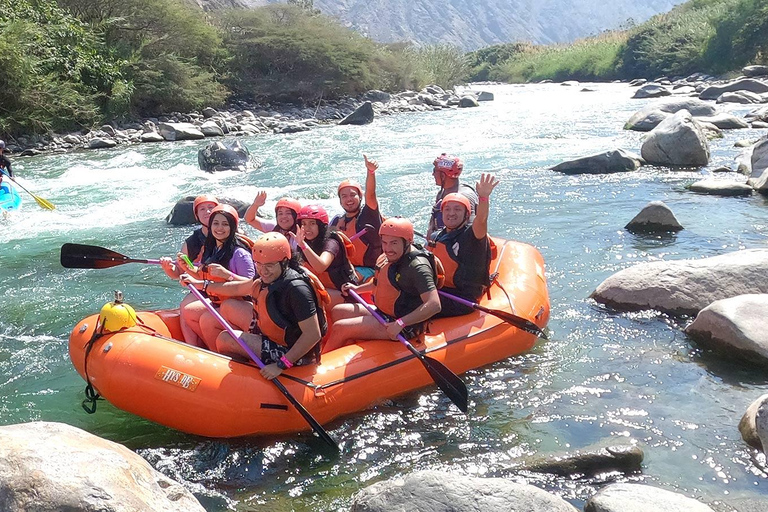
[717,91,763,104]
[197,140,249,172]
[459,95,480,108]
[629,78,647,86]
[632,83,672,99]
[476,91,494,101]
[524,444,644,476]
[350,470,578,512]
[699,79,768,100]
[100,124,116,136]
[87,137,117,149]
[585,483,715,512]
[686,294,768,363]
[625,99,716,131]
[696,113,749,130]
[562,80,579,86]
[591,249,768,315]
[140,132,165,143]
[743,65,768,78]
[202,106,218,118]
[641,110,710,167]
[688,179,753,196]
[747,138,768,192]
[339,101,374,125]
[275,123,310,134]
[158,122,205,141]
[739,394,768,449]
[551,148,642,174]
[362,90,391,103]
[752,121,768,128]
[746,105,768,122]
[166,196,248,225]
[625,200,683,232]
[200,120,224,137]
[0,422,204,512]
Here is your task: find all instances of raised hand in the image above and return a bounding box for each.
[252,190,267,209]
[475,173,499,199]
[363,154,378,174]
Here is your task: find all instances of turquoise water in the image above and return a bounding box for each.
[1,83,767,510]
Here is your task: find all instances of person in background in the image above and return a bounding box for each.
[294,204,358,306]
[187,233,327,380]
[0,140,13,186]
[245,192,302,251]
[429,173,499,317]
[177,204,255,347]
[323,218,441,352]
[426,153,478,239]
[330,155,383,281]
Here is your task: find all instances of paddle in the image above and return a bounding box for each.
[437,290,547,339]
[348,223,375,242]
[187,285,339,452]
[60,243,161,269]
[347,289,468,413]
[0,169,55,210]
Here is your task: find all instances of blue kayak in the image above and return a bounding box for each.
[0,182,22,212]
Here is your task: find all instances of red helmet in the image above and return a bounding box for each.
[252,232,291,264]
[440,193,471,214]
[209,204,239,231]
[275,197,301,215]
[379,217,414,243]
[337,179,363,198]
[297,204,329,225]
[192,195,219,222]
[433,153,463,178]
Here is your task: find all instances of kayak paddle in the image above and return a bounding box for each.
[60,243,161,269]
[348,289,468,413]
[187,285,339,452]
[1,170,55,210]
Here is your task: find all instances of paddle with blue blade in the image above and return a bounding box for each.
[348,289,468,413]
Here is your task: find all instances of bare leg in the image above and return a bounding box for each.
[199,299,253,349]
[182,299,209,345]
[330,302,367,323]
[323,314,386,353]
[216,330,262,360]
[179,293,202,346]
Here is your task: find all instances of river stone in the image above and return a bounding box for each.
[739,394,768,449]
[339,101,374,125]
[476,91,494,101]
[695,113,749,130]
[166,196,248,225]
[632,83,671,99]
[350,470,578,512]
[747,138,768,192]
[746,105,768,123]
[591,249,768,315]
[87,137,117,149]
[743,65,768,77]
[141,131,165,143]
[158,122,205,141]
[629,78,647,86]
[362,90,391,103]
[550,148,642,174]
[0,421,204,512]
[717,91,763,104]
[523,443,644,476]
[625,99,717,131]
[685,294,768,364]
[200,120,224,137]
[688,179,753,196]
[641,110,710,167]
[585,483,715,512]
[459,95,480,107]
[197,140,249,172]
[699,78,768,100]
[625,200,683,233]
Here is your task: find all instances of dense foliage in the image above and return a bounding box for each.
[470,0,768,83]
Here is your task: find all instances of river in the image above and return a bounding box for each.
[1,83,767,510]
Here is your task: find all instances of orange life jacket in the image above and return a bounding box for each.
[373,245,444,318]
[301,231,357,290]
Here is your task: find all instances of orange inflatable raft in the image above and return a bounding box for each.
[69,238,549,438]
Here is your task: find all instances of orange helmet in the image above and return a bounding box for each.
[275,197,301,215]
[252,232,291,264]
[193,195,219,222]
[379,217,414,243]
[337,179,363,198]
[433,153,463,178]
[209,204,239,231]
[440,193,471,214]
[297,204,329,225]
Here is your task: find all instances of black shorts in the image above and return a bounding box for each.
[374,308,424,341]
[260,337,317,366]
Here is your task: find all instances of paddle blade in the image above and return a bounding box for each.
[32,194,55,210]
[478,305,547,339]
[421,355,468,413]
[60,243,133,269]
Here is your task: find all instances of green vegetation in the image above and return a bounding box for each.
[0,0,467,138]
[470,0,768,83]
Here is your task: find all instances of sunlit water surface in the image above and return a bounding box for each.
[1,83,767,510]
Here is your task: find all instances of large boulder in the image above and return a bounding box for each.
[458,95,480,108]
[591,249,768,315]
[197,140,249,172]
[625,99,717,131]
[687,179,753,196]
[362,90,391,103]
[685,294,768,364]
[522,443,643,476]
[641,110,710,167]
[0,422,204,512]
[157,122,205,141]
[632,83,671,99]
[717,91,763,104]
[743,65,768,77]
[166,196,248,225]
[739,394,768,449]
[694,113,749,130]
[550,149,642,174]
[625,200,683,233]
[585,483,714,512]
[699,78,768,100]
[747,137,768,192]
[350,470,578,512]
[339,101,374,125]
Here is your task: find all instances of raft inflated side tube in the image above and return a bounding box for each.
[99,291,137,333]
